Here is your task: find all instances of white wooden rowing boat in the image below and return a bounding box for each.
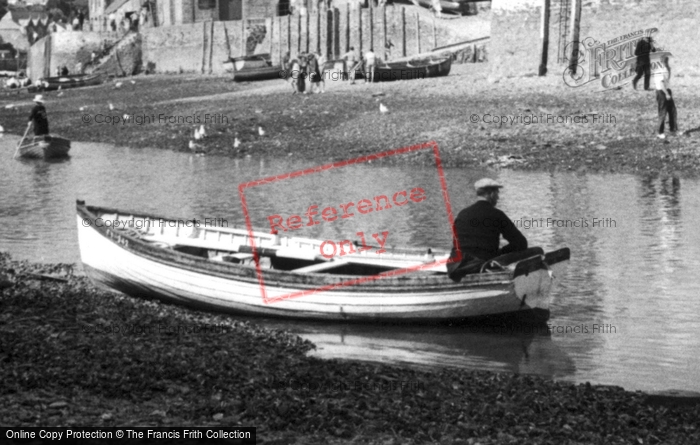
[76,201,570,324]
[16,135,70,159]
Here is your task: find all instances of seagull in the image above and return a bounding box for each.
[109,103,115,111]
[57,86,61,91]
[199,124,206,139]
[130,80,136,85]
[234,137,241,148]
[188,140,204,153]
[79,106,86,111]
[194,127,202,140]
[5,104,14,109]
[258,126,265,137]
[115,82,123,89]
[0,125,4,132]
[379,103,389,114]
[123,113,129,121]
[57,92,63,97]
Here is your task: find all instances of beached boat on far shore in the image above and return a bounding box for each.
[373,56,452,82]
[76,201,570,324]
[38,73,103,91]
[15,135,71,159]
[224,54,282,82]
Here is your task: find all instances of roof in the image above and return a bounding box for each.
[1,8,49,24]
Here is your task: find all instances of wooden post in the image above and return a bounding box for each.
[209,20,214,74]
[432,17,436,50]
[415,13,420,55]
[369,0,374,52]
[287,14,292,56]
[201,21,207,74]
[305,9,310,53]
[320,5,327,57]
[277,17,282,65]
[539,0,550,76]
[357,3,362,54]
[241,18,246,55]
[381,5,387,60]
[400,6,405,57]
[568,0,581,75]
[297,13,302,54]
[345,3,350,53]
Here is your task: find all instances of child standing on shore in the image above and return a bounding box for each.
[653,55,678,139]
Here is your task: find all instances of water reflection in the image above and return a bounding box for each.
[290,322,577,378]
[1,137,700,391]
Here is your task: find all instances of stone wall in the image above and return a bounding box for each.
[30,3,480,78]
[491,0,700,79]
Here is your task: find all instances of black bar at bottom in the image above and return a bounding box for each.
[1,427,256,444]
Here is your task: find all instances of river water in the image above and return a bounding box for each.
[2,138,699,393]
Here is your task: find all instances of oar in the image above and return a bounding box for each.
[13,124,31,159]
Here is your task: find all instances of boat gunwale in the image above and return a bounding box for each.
[77,202,518,292]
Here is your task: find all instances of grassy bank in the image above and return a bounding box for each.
[2,252,700,444]
[1,65,699,176]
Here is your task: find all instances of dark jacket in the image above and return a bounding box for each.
[29,104,49,136]
[634,38,655,66]
[451,200,527,261]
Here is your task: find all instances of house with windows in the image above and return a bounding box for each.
[89,0,290,29]
[155,0,285,25]
[0,8,50,51]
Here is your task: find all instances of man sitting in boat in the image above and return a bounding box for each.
[447,178,528,281]
[28,95,49,136]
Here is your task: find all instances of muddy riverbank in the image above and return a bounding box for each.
[1,65,699,176]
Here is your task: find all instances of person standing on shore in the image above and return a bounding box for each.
[447,178,527,281]
[28,95,49,136]
[343,46,358,84]
[363,48,376,83]
[289,55,307,94]
[307,53,322,93]
[316,52,326,93]
[632,36,655,91]
[652,54,679,139]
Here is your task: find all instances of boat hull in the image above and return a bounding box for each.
[233,66,281,82]
[76,203,569,324]
[373,57,452,82]
[17,135,71,159]
[39,74,103,91]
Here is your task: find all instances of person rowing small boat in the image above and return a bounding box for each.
[14,94,70,159]
[28,94,49,136]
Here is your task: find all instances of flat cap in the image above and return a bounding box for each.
[474,178,503,191]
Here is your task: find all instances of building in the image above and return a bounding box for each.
[0,8,49,51]
[89,0,289,29]
[156,0,284,25]
[7,0,49,6]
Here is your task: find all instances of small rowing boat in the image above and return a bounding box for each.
[373,56,452,82]
[76,201,570,324]
[38,73,103,91]
[224,54,282,82]
[232,65,282,82]
[16,135,71,159]
[226,53,272,70]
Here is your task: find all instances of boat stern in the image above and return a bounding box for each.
[511,248,570,320]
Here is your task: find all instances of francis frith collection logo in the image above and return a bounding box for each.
[563,27,671,90]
